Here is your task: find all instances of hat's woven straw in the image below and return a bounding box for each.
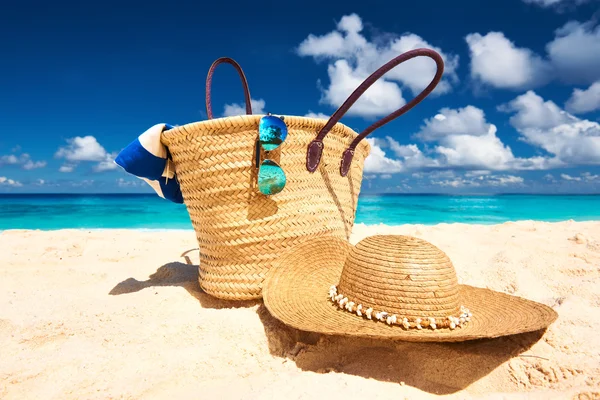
[263,236,558,341]
[161,115,369,300]
[338,235,461,321]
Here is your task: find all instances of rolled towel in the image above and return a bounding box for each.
[114,123,184,204]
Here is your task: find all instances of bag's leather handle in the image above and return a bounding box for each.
[305,48,444,176]
[205,57,252,120]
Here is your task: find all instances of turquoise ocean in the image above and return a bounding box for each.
[0,194,599,230]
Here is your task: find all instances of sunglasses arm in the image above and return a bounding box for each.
[255,139,261,169]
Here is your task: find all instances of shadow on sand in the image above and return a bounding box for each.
[109,251,548,395]
[109,249,259,309]
[256,305,548,395]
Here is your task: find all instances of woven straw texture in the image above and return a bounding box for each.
[263,236,558,342]
[161,115,370,300]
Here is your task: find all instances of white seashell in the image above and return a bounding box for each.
[415,318,422,325]
[356,304,363,317]
[386,316,393,325]
[460,317,466,324]
[335,294,343,301]
[430,323,437,330]
[429,317,436,325]
[346,301,355,312]
[366,308,373,320]
[379,312,388,321]
[401,318,409,329]
[391,315,397,324]
[339,297,348,306]
[450,322,456,330]
[416,323,422,330]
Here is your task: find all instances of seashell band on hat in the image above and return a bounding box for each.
[329,285,471,330]
[328,235,472,330]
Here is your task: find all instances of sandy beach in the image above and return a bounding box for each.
[1,220,599,399]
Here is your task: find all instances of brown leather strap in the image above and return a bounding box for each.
[205,57,252,120]
[305,48,444,175]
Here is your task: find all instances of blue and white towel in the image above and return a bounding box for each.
[115,123,184,204]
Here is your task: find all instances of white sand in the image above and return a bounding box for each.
[1,220,599,399]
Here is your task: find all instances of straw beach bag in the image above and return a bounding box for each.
[161,49,444,300]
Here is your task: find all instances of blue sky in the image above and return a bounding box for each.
[1,0,600,194]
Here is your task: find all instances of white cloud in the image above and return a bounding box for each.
[431,175,525,188]
[546,21,600,85]
[362,104,567,175]
[0,154,19,164]
[415,106,555,170]
[499,90,574,130]
[93,153,118,172]
[364,138,404,174]
[297,13,459,118]
[117,178,140,187]
[0,152,46,170]
[362,98,599,177]
[561,172,599,181]
[465,32,552,90]
[431,174,525,188]
[565,81,600,114]
[465,170,492,177]
[22,159,47,170]
[55,136,107,162]
[59,164,75,173]
[434,130,516,170]
[71,179,95,187]
[55,136,117,172]
[491,175,525,185]
[413,170,456,180]
[466,20,600,90]
[387,138,439,169]
[322,59,406,118]
[223,98,265,117]
[522,0,590,7]
[544,173,557,182]
[561,173,582,181]
[582,172,600,181]
[0,176,23,187]
[501,91,600,165]
[304,112,329,119]
[416,106,492,140]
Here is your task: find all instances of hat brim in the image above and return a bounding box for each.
[263,237,558,342]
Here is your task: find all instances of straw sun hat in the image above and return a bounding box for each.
[263,235,558,342]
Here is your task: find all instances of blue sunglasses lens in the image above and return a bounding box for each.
[259,115,288,151]
[258,159,286,195]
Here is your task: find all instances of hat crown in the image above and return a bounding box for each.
[337,235,460,318]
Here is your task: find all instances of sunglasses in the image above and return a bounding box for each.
[255,114,288,196]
